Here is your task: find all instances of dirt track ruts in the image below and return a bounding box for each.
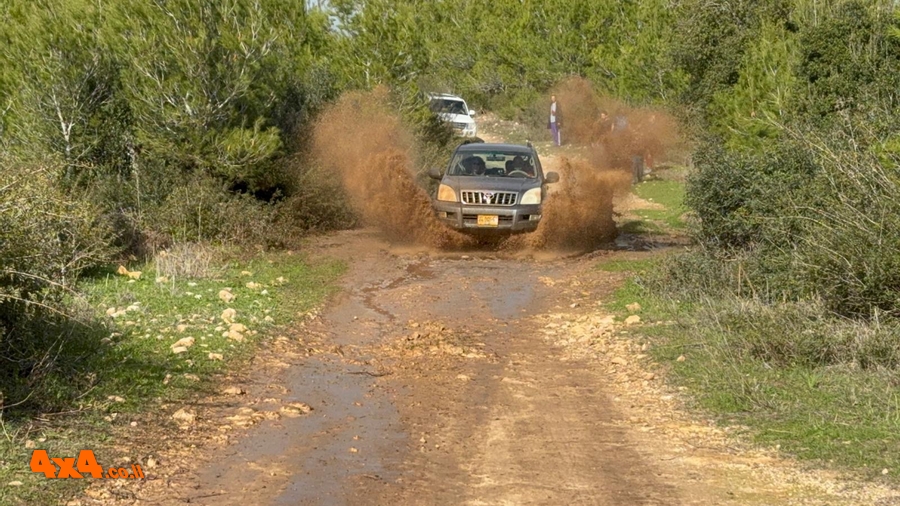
[76,226,900,506]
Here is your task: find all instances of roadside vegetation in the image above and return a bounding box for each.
[4,0,900,500]
[607,160,900,480]
[0,249,342,504]
[653,1,900,480]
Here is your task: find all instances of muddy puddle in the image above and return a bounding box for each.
[185,243,573,505]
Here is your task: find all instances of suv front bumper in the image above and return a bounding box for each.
[454,126,478,137]
[432,201,542,232]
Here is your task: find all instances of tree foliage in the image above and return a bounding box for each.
[5,0,900,410]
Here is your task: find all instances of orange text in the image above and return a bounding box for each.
[30,450,145,479]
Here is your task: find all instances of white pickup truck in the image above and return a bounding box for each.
[428,93,478,138]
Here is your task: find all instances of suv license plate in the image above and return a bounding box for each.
[477,215,499,227]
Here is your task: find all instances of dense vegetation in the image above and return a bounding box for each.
[3,0,900,465]
[679,1,900,317]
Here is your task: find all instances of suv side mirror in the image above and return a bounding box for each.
[544,172,560,184]
[427,167,443,180]
[468,110,476,117]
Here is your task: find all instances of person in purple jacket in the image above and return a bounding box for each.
[548,95,562,146]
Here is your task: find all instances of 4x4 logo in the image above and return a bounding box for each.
[30,449,145,479]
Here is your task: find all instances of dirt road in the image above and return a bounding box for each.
[83,228,900,506]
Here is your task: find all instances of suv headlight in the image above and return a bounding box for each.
[521,188,542,205]
[437,184,458,202]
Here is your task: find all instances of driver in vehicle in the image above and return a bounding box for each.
[508,155,534,177]
[462,156,487,176]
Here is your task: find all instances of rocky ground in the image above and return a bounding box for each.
[69,228,900,506]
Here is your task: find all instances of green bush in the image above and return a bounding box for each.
[275,162,358,234]
[680,119,900,318]
[0,162,115,287]
[0,161,116,412]
[784,132,900,317]
[148,175,283,248]
[685,139,816,249]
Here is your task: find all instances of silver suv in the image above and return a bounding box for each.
[428,93,478,138]
[429,142,559,233]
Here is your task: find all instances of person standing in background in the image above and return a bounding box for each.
[548,95,561,146]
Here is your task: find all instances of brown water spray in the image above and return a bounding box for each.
[504,77,682,252]
[312,81,680,254]
[311,88,472,249]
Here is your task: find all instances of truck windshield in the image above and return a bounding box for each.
[430,99,468,115]
[447,151,538,178]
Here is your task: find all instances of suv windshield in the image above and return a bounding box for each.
[430,99,468,115]
[447,151,538,178]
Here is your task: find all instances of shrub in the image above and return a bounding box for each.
[685,139,816,250]
[783,128,900,317]
[681,118,900,318]
[275,162,358,234]
[688,296,900,370]
[0,160,116,412]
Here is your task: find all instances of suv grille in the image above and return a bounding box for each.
[452,122,467,130]
[461,191,518,206]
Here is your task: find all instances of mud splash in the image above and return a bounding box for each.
[500,77,681,253]
[552,76,682,171]
[312,83,679,255]
[504,159,631,252]
[311,88,472,249]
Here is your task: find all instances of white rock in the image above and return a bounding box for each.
[280,402,313,417]
[171,337,195,349]
[220,308,237,324]
[171,408,196,425]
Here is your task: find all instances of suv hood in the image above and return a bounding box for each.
[438,113,475,125]
[443,176,540,192]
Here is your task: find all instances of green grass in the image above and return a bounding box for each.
[607,166,900,480]
[75,251,343,405]
[595,257,655,274]
[632,179,687,230]
[606,273,900,482]
[0,250,344,505]
[652,311,900,479]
